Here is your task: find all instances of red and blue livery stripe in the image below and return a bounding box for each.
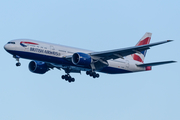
[20,41,39,47]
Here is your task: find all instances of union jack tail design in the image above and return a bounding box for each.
[127,32,152,63]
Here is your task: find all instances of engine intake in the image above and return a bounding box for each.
[72,52,92,66]
[29,61,49,74]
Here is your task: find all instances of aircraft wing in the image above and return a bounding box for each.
[90,40,173,60]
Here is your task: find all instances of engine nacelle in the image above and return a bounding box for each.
[29,61,49,74]
[72,52,92,66]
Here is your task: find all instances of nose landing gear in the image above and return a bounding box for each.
[13,55,21,67]
[16,62,21,67]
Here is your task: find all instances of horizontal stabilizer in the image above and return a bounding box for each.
[137,61,176,67]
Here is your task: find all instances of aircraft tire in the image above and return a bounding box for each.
[61,75,65,79]
[96,74,99,78]
[71,78,75,82]
[16,62,21,67]
[90,73,93,76]
[86,71,90,75]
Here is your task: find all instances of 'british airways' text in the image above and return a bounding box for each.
[30,47,60,56]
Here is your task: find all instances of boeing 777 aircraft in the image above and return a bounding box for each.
[4,32,176,82]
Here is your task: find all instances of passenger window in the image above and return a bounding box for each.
[59,50,66,52]
[68,51,73,54]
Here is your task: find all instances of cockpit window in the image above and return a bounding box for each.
[7,42,15,44]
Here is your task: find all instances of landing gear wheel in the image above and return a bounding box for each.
[13,55,21,67]
[86,71,90,75]
[64,75,69,81]
[68,79,72,83]
[61,75,65,79]
[16,62,21,67]
[96,74,99,78]
[86,71,100,79]
[67,77,75,83]
[71,78,75,82]
[61,74,75,83]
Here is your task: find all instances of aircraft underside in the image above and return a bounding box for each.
[7,50,132,82]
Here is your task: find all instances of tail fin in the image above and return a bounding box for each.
[127,32,152,63]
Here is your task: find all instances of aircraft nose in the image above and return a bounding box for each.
[4,44,9,51]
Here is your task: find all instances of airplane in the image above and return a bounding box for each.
[4,32,176,83]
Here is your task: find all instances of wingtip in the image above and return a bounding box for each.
[168,61,177,64]
[167,40,174,42]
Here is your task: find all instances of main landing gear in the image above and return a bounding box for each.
[86,71,100,78]
[61,74,75,83]
[13,55,21,67]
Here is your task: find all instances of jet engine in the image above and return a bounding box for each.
[72,52,92,66]
[29,61,49,74]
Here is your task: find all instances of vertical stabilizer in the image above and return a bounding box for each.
[126,32,152,63]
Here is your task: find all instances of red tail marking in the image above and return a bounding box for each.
[136,37,151,46]
[146,66,152,71]
[132,54,143,63]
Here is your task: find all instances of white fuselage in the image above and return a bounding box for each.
[4,39,146,74]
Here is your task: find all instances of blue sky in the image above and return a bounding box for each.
[0,0,179,120]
